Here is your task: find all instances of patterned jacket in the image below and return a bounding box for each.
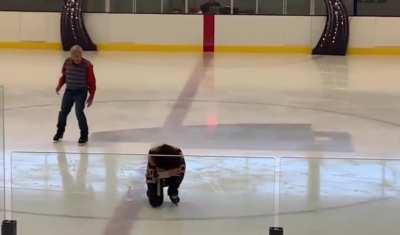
[146,144,186,184]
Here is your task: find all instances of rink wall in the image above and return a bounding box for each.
[1,11,400,54]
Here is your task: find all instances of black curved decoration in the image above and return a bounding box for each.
[61,0,97,51]
[313,0,349,56]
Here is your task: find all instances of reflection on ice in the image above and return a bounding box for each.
[9,152,400,235]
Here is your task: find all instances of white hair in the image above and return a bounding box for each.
[70,45,83,54]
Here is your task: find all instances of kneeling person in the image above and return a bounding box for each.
[146,144,186,208]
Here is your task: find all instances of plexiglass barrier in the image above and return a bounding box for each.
[0,86,5,222]
[10,152,275,235]
[2,0,400,16]
[9,152,400,235]
[278,157,400,235]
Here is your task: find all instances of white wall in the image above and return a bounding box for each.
[1,11,400,48]
[0,12,59,43]
[0,12,203,45]
[216,15,400,48]
[0,12,20,41]
[85,14,203,44]
[215,15,315,47]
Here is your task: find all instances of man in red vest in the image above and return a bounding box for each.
[53,45,96,144]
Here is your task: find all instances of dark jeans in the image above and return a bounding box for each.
[147,176,184,208]
[57,89,88,136]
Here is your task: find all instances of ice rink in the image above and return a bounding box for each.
[1,51,400,235]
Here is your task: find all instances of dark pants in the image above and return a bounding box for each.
[147,176,184,208]
[57,89,88,136]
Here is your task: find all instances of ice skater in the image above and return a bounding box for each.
[146,144,186,208]
[53,45,96,144]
